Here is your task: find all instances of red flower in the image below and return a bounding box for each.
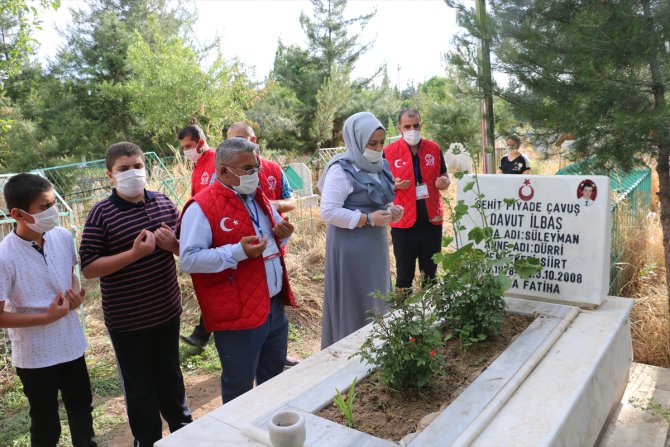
[429,349,437,357]
[410,337,416,343]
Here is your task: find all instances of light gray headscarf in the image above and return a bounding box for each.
[317,112,385,191]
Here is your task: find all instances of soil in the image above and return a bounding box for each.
[317,314,533,442]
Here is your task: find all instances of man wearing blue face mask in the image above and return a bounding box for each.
[384,108,451,292]
[179,137,297,403]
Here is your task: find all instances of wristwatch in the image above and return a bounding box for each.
[366,213,373,227]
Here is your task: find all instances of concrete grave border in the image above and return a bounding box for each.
[158,296,635,446]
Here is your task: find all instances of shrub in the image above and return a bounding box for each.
[358,290,446,389]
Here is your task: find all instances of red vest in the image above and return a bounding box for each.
[384,138,444,228]
[259,158,283,201]
[183,181,295,331]
[190,149,216,197]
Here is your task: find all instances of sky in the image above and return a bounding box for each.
[33,0,459,87]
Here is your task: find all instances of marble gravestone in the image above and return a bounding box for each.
[457,174,611,308]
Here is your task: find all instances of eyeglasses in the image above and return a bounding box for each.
[226,164,262,176]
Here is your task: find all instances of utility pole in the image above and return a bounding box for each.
[476,0,496,173]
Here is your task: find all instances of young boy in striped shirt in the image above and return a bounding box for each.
[0,173,96,446]
[79,142,192,447]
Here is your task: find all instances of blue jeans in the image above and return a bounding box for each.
[213,295,289,403]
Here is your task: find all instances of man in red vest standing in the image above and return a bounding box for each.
[178,125,216,197]
[227,122,296,214]
[384,108,451,291]
[179,124,218,348]
[180,123,299,360]
[179,137,296,403]
[226,122,301,367]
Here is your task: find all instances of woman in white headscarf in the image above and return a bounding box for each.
[318,112,404,349]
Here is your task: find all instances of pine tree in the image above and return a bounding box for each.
[272,0,376,150]
[449,0,670,308]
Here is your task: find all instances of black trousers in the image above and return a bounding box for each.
[391,223,442,289]
[16,355,96,447]
[191,314,211,342]
[108,316,192,447]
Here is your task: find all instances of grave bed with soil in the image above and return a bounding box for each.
[316,314,533,442]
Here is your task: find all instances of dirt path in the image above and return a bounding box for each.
[103,374,222,446]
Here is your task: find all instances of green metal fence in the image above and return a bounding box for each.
[157,176,191,209]
[555,159,652,294]
[31,152,176,229]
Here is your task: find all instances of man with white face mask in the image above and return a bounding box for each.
[179,137,296,403]
[384,108,451,292]
[227,122,296,215]
[178,125,216,197]
[180,124,300,367]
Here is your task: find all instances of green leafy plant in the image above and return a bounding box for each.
[333,377,357,428]
[358,290,446,389]
[629,397,670,422]
[430,145,542,347]
[358,144,542,389]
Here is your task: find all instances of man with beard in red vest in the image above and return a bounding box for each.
[384,108,451,292]
[179,137,296,403]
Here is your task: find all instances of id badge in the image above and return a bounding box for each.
[416,183,429,200]
[263,238,281,261]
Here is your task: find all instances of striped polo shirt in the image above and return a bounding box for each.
[79,189,182,332]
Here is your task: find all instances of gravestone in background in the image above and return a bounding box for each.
[457,174,610,308]
[288,163,314,197]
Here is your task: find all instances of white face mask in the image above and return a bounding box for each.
[229,169,259,195]
[184,148,202,162]
[363,148,383,163]
[403,130,422,146]
[114,169,146,197]
[24,205,60,233]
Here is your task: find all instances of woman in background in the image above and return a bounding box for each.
[498,134,531,174]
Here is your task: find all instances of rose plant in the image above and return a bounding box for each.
[358,144,542,389]
[430,145,541,347]
[358,289,446,389]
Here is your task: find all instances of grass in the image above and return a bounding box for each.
[180,342,221,374]
[628,397,670,423]
[607,168,670,367]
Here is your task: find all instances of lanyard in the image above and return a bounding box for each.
[245,198,263,238]
[412,151,422,185]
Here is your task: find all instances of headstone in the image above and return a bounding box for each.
[288,163,313,196]
[457,174,610,308]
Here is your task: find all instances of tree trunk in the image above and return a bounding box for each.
[655,149,670,313]
[642,0,670,312]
